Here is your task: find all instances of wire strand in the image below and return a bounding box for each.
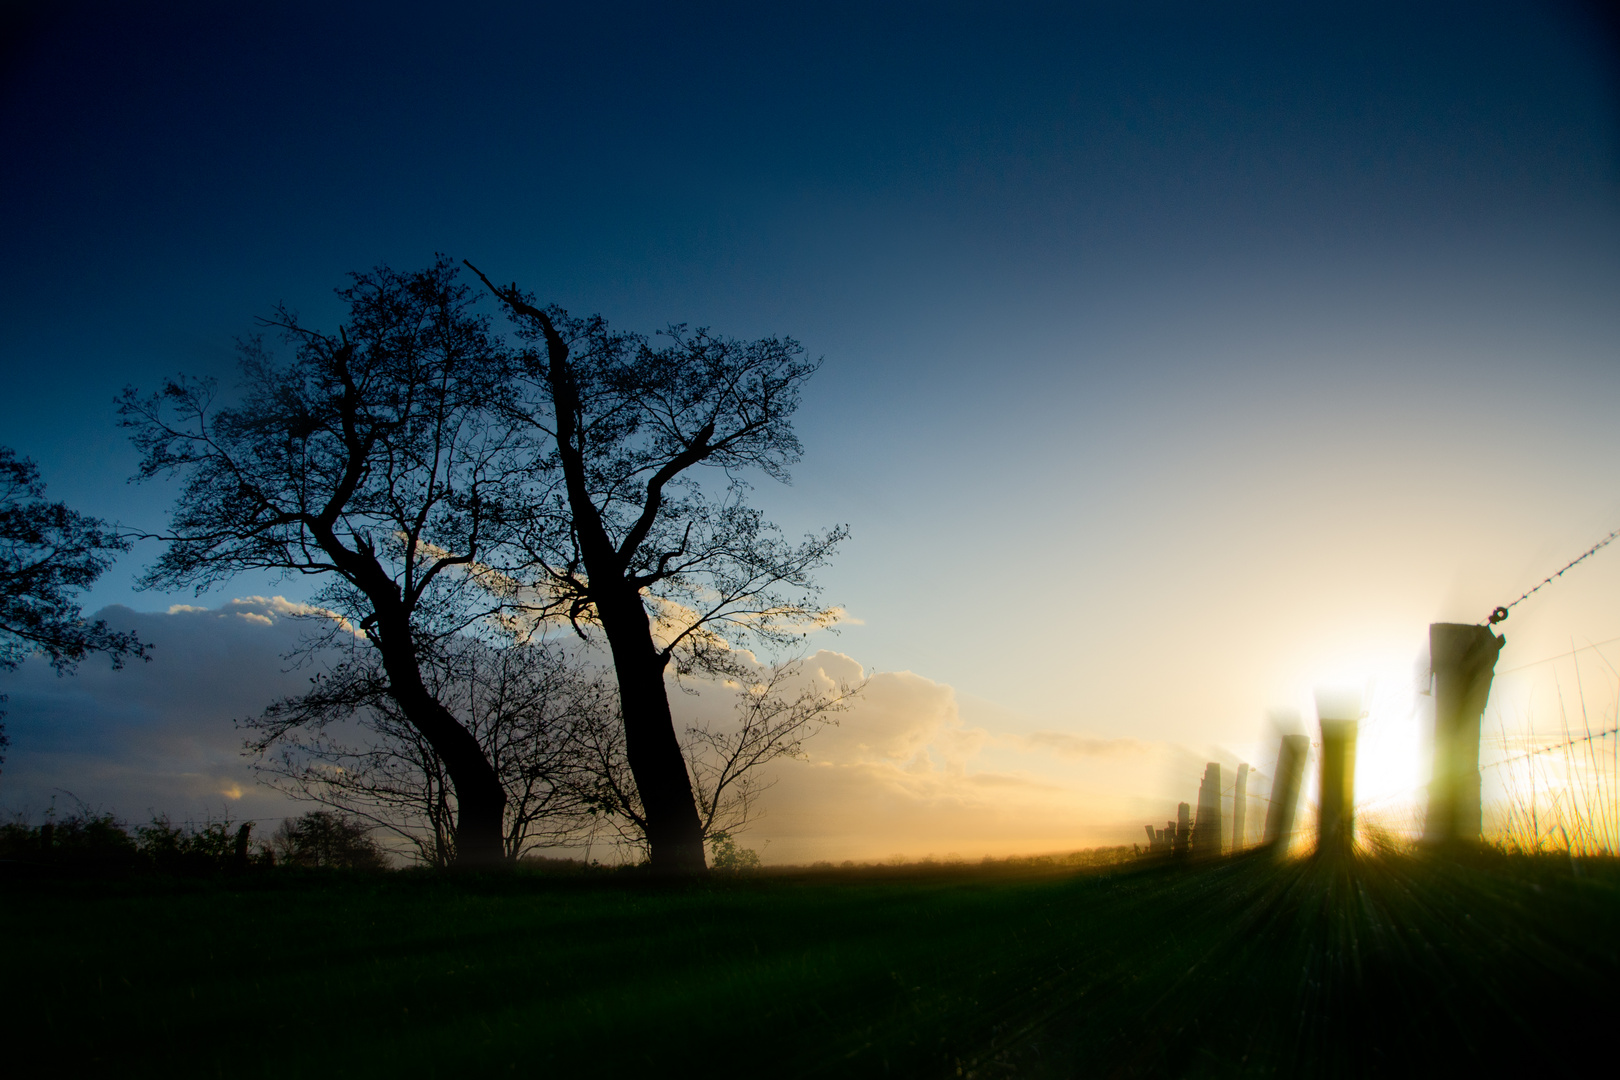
[1496,634,1620,675]
[1491,525,1620,623]
[1482,725,1619,771]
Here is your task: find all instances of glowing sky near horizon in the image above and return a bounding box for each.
[2,2,1619,854]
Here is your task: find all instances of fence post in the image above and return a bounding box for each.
[1424,622,1505,843]
[1232,763,1250,851]
[1194,763,1222,858]
[1263,734,1309,850]
[1316,690,1360,857]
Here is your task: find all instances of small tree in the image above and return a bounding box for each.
[685,659,862,841]
[580,657,860,854]
[0,447,147,769]
[250,637,618,867]
[271,810,387,869]
[469,264,849,874]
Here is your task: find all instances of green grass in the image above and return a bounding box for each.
[3,850,1617,1077]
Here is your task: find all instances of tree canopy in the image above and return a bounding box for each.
[0,446,147,767]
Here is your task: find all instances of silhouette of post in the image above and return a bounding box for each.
[1194,763,1222,858]
[1263,734,1309,849]
[1316,690,1360,857]
[1173,802,1192,859]
[1424,622,1505,843]
[1232,763,1250,851]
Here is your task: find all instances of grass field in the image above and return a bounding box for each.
[4,849,1617,1077]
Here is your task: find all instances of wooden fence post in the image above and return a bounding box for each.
[1263,734,1309,849]
[1194,763,1222,858]
[1316,690,1360,857]
[1424,622,1505,843]
[1232,763,1249,851]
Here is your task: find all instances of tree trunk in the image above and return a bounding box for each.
[374,622,509,868]
[597,588,708,873]
[397,681,508,867]
[529,319,707,874]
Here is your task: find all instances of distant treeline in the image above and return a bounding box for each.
[2,811,1138,879]
[0,810,385,874]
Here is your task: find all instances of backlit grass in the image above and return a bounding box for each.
[3,850,1616,1077]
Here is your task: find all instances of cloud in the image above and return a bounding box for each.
[801,664,965,765]
[1003,731,1149,759]
[671,651,1174,863]
[214,595,362,635]
[3,620,1188,863]
[0,598,329,826]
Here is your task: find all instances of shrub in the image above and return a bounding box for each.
[708,832,761,873]
[135,815,257,871]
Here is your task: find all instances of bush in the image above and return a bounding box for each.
[708,833,761,873]
[136,815,260,872]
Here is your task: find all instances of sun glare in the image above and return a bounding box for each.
[1277,645,1431,839]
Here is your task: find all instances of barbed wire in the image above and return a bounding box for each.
[1489,525,1620,625]
[1481,725,1618,771]
[1495,634,1620,675]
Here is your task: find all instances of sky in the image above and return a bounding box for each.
[3,1,1620,861]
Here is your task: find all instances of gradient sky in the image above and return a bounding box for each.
[3,2,1619,857]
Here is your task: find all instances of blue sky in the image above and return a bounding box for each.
[3,2,1619,854]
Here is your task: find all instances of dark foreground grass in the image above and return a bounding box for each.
[3,849,1617,1077]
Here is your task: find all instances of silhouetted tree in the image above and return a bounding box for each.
[271,810,387,869]
[249,637,618,867]
[119,260,521,866]
[0,447,147,768]
[469,263,848,874]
